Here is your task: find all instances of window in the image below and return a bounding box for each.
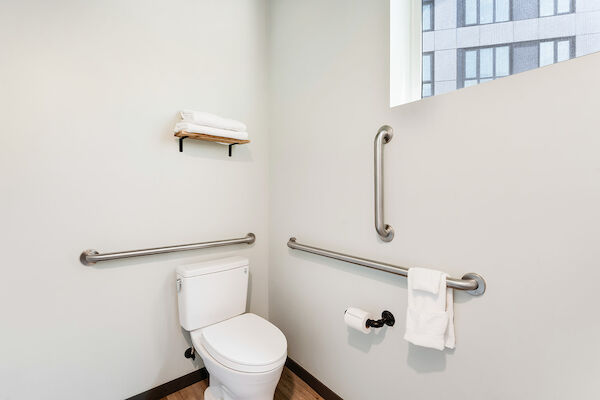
[458,38,575,88]
[460,0,575,24]
[389,0,595,106]
[423,0,434,31]
[459,45,510,88]
[540,38,574,65]
[422,52,434,97]
[539,0,574,17]
[459,0,511,26]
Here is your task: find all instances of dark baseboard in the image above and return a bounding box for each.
[285,357,343,400]
[126,357,342,400]
[125,367,208,400]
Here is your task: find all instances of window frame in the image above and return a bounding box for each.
[422,52,435,97]
[423,0,435,31]
[539,36,576,64]
[458,0,576,27]
[457,44,513,88]
[458,0,513,27]
[457,37,576,88]
[539,0,575,18]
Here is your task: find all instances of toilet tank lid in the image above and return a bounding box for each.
[176,256,249,278]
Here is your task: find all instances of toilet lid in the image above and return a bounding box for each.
[199,313,287,373]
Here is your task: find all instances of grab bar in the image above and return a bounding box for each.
[287,237,485,295]
[80,233,256,266]
[374,125,394,242]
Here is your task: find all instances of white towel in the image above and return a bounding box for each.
[404,267,455,351]
[174,122,249,141]
[180,110,247,132]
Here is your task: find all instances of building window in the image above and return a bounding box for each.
[458,37,575,88]
[458,45,511,87]
[539,0,574,17]
[389,0,592,106]
[423,0,434,31]
[459,0,575,26]
[422,52,434,97]
[540,37,574,65]
[459,0,511,26]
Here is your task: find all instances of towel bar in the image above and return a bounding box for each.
[287,237,485,295]
[80,233,255,266]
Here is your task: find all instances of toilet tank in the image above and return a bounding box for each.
[176,256,249,331]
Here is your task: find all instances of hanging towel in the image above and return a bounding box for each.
[174,122,249,141]
[179,110,247,132]
[404,267,455,351]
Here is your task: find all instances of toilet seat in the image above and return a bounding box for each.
[191,313,287,373]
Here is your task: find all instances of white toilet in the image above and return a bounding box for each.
[176,256,287,400]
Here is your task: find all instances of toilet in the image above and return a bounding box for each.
[176,256,287,400]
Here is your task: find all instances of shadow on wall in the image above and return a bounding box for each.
[287,247,410,289]
[346,325,389,352]
[346,320,449,373]
[406,343,449,373]
[180,326,204,369]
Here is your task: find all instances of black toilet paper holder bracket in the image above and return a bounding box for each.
[366,310,395,328]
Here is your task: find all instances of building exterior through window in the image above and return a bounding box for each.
[422,0,600,98]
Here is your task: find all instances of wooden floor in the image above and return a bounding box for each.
[161,367,324,400]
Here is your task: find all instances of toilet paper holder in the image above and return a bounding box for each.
[366,310,395,329]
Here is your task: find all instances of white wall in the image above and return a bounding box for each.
[0,1,269,399]
[268,1,600,399]
[3,1,600,399]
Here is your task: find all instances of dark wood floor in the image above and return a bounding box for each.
[161,367,323,400]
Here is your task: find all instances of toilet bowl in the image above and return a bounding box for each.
[191,313,286,400]
[176,257,287,400]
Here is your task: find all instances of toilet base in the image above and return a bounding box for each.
[194,341,284,400]
[204,386,223,400]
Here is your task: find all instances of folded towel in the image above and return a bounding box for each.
[407,267,442,294]
[404,267,455,351]
[174,122,249,141]
[180,110,247,132]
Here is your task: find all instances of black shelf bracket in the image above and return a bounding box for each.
[228,143,237,157]
[178,136,237,157]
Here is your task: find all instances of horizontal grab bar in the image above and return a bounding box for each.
[287,237,485,295]
[80,233,255,266]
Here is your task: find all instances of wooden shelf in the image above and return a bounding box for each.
[175,131,250,156]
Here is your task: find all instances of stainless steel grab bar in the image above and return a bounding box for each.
[80,233,256,266]
[287,237,486,295]
[374,125,394,242]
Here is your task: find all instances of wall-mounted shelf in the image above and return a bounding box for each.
[175,131,250,156]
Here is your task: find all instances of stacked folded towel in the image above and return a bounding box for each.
[404,267,455,351]
[174,110,249,141]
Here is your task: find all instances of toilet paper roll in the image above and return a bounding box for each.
[344,307,373,334]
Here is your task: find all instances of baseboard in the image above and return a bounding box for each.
[125,367,208,400]
[125,358,342,400]
[285,357,343,400]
